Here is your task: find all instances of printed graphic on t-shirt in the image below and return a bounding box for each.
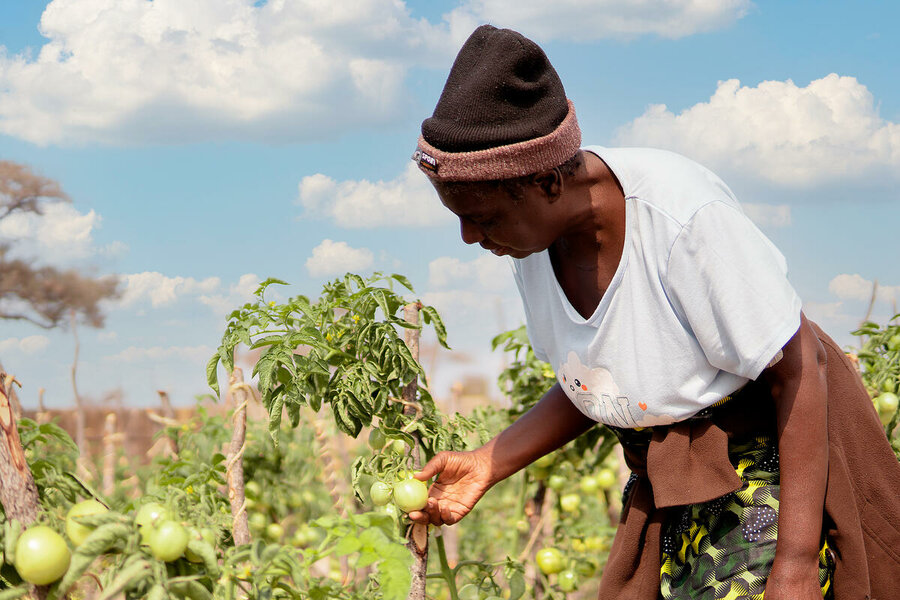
[557,351,680,428]
[557,351,643,427]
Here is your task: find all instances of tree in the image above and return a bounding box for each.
[0,160,120,329]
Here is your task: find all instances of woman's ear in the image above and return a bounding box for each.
[531,168,563,202]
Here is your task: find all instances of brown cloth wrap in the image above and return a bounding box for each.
[598,322,900,600]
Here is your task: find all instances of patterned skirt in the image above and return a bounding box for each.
[614,407,835,599]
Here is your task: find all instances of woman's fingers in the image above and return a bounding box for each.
[414,451,450,482]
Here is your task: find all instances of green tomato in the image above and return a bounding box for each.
[135,502,174,543]
[148,520,189,562]
[66,499,108,547]
[248,512,267,532]
[584,536,606,551]
[558,569,578,592]
[457,584,480,600]
[368,428,387,450]
[560,493,581,513]
[370,481,393,506]
[515,519,530,534]
[529,465,550,481]
[547,474,566,491]
[392,479,428,513]
[266,523,285,541]
[579,475,599,494]
[876,392,899,424]
[886,333,900,352]
[245,480,262,499]
[388,439,407,456]
[533,453,555,469]
[185,527,216,563]
[536,547,565,575]
[14,526,71,585]
[596,468,617,491]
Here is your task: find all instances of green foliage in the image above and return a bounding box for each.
[211,272,448,441]
[852,315,900,456]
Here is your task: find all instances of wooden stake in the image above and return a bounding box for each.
[225,368,251,546]
[402,302,429,600]
[0,374,48,600]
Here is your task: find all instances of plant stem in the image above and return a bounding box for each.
[435,535,459,600]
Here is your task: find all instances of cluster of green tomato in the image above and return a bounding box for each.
[366,428,429,514]
[4,499,214,587]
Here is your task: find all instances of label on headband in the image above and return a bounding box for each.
[412,149,439,173]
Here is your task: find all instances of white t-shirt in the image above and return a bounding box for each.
[509,146,802,428]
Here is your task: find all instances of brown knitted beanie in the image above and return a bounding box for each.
[415,25,581,182]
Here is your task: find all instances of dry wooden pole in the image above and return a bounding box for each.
[157,390,179,457]
[102,412,119,498]
[402,302,429,600]
[36,388,49,425]
[0,374,48,600]
[225,368,251,545]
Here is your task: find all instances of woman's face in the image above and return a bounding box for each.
[432,179,562,259]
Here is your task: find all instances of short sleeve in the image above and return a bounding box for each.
[508,257,551,363]
[664,201,802,379]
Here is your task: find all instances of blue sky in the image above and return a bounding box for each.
[1,0,898,409]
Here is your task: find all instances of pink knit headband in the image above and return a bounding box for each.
[413,100,581,182]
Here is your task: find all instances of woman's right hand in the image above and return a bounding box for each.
[407,450,495,526]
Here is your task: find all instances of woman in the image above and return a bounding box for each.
[408,24,900,599]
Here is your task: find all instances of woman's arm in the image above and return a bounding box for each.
[409,382,596,526]
[761,312,829,598]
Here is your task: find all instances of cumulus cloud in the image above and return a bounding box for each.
[0,0,454,145]
[615,74,900,186]
[198,273,261,316]
[105,344,215,364]
[741,203,791,228]
[0,202,126,264]
[0,335,50,356]
[828,273,899,304]
[428,255,513,291]
[118,272,221,308]
[452,0,752,42]
[0,1,755,146]
[298,163,450,228]
[306,239,374,277]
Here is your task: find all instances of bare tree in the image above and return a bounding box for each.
[0,160,120,330]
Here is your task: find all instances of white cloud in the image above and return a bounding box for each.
[306,239,374,277]
[0,335,50,356]
[741,203,791,228]
[828,273,899,304]
[0,202,126,263]
[198,273,261,316]
[118,272,221,307]
[298,163,450,228]
[452,0,752,42]
[428,255,513,291]
[105,344,215,364]
[0,0,454,145]
[615,74,900,186]
[0,1,752,146]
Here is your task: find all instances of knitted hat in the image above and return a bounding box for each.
[414,24,580,182]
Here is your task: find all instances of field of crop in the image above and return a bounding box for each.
[1,272,898,600]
